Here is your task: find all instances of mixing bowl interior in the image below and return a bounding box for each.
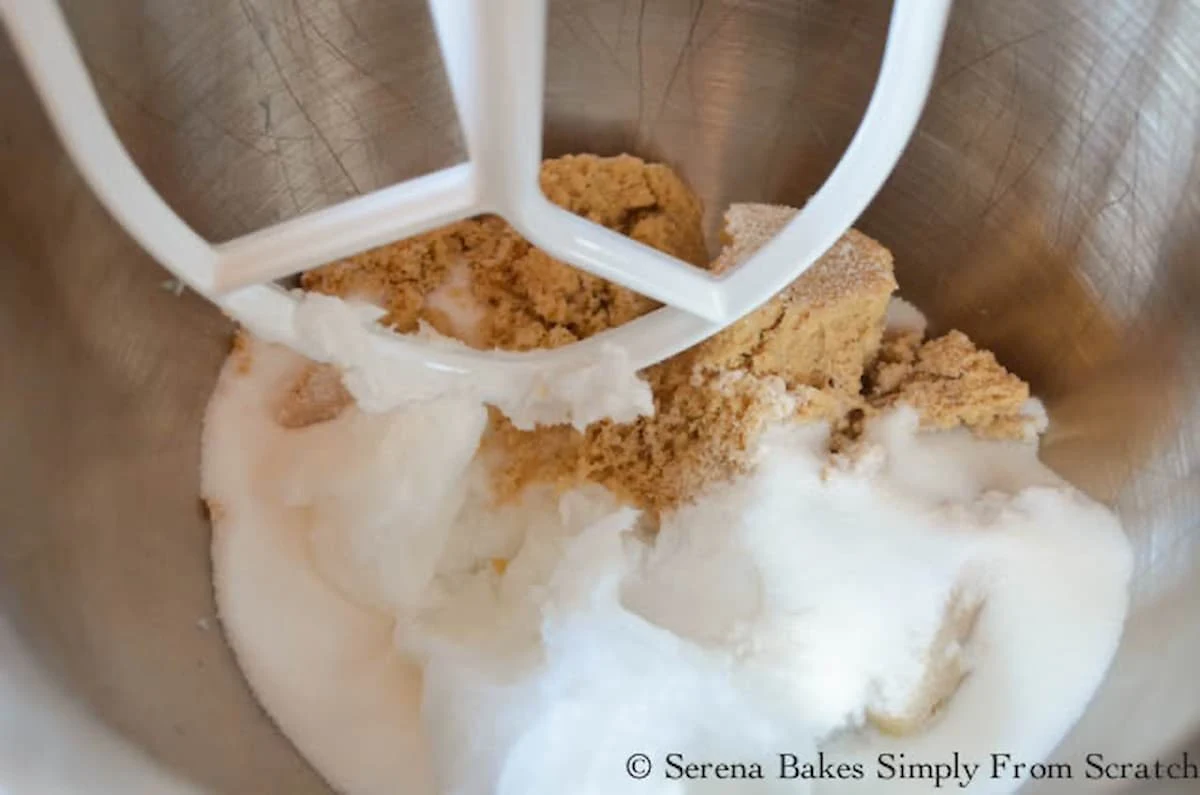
[1,1,1197,792]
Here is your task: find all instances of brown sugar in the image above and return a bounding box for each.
[684,205,896,396]
[274,363,354,429]
[300,153,707,352]
[485,368,806,513]
[538,154,708,268]
[485,204,898,513]
[278,153,1037,511]
[230,329,255,375]
[865,329,925,395]
[865,329,1033,439]
[202,498,227,522]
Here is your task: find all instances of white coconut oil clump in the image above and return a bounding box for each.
[243,291,653,430]
[203,337,1132,795]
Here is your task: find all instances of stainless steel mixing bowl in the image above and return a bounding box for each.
[1,1,1197,792]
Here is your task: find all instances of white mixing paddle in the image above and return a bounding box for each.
[1,0,951,415]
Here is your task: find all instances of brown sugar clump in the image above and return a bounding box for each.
[300,154,707,352]
[486,204,898,512]
[230,329,255,375]
[865,329,924,395]
[865,329,1032,439]
[486,367,804,512]
[275,363,354,429]
[539,154,708,268]
[202,498,227,522]
[686,205,896,395]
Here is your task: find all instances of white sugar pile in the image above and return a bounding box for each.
[202,335,1131,795]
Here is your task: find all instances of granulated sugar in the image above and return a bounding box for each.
[204,336,1130,795]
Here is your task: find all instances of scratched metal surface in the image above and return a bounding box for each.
[0,0,1197,792]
